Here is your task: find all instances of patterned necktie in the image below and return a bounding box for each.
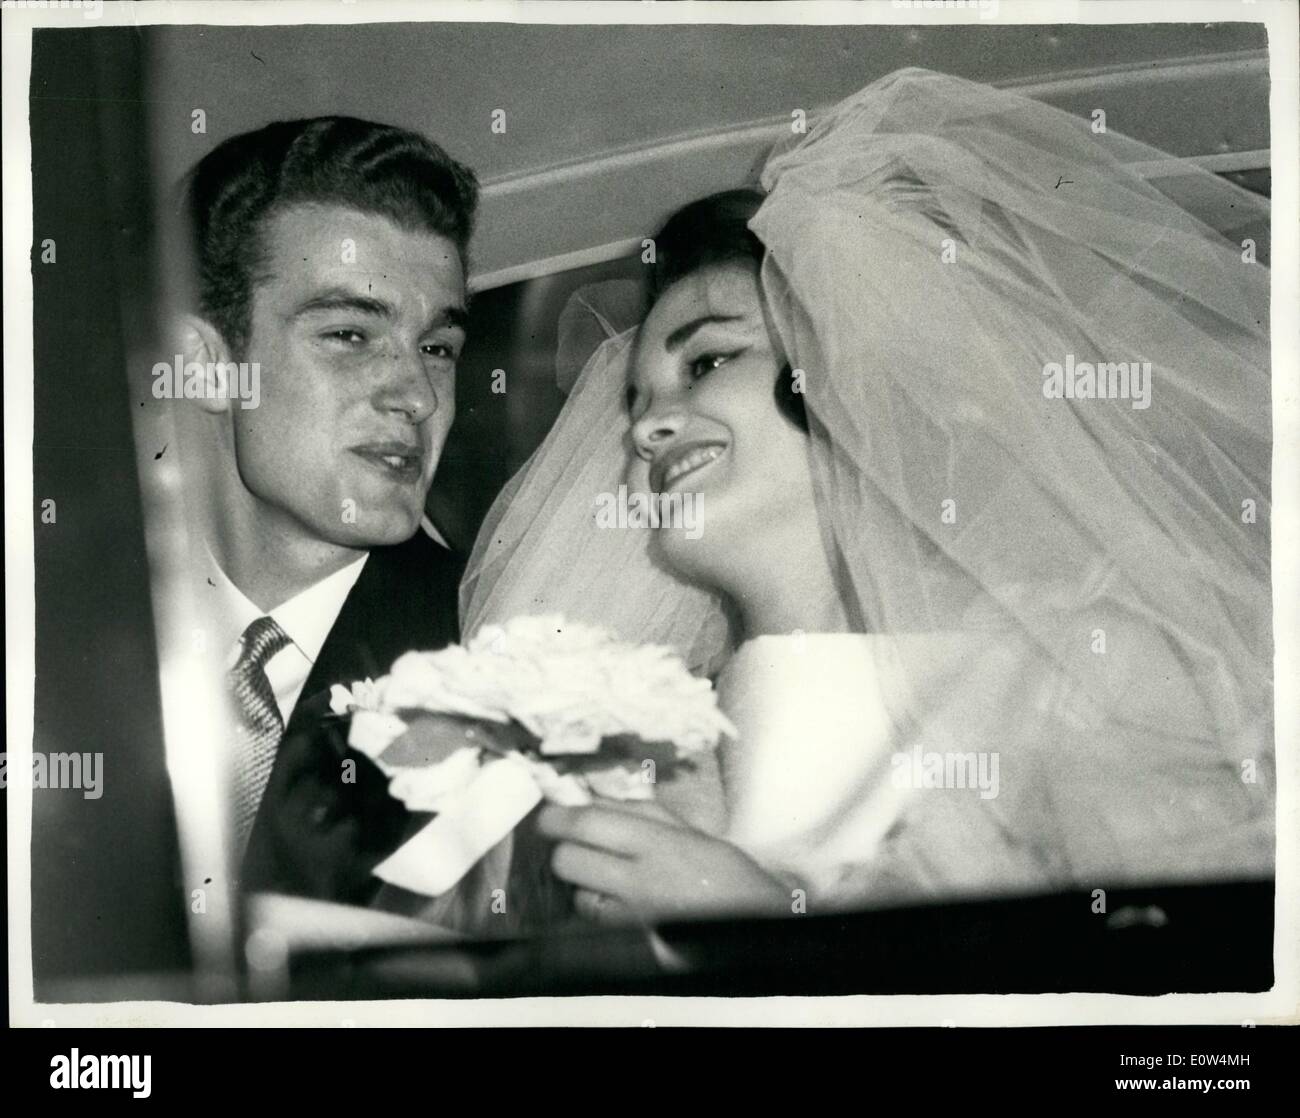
[229,616,292,849]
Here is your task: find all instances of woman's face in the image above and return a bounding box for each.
[626,262,818,587]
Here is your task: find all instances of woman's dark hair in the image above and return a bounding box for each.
[184,116,479,355]
[648,189,808,432]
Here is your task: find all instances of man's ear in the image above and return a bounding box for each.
[175,314,235,415]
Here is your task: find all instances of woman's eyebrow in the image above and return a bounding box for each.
[664,313,745,352]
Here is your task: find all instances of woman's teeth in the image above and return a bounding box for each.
[663,444,724,488]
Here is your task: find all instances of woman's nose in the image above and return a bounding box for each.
[631,406,686,461]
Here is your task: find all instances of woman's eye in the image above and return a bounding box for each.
[421,342,457,360]
[688,352,732,379]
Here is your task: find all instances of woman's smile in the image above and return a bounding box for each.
[652,440,728,492]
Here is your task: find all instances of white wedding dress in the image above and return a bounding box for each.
[708,619,1272,910]
[716,634,917,902]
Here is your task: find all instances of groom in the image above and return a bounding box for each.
[175,116,478,904]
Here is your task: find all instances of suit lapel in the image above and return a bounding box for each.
[242,529,464,902]
[285,530,464,739]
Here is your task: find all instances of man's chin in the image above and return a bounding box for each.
[332,506,424,549]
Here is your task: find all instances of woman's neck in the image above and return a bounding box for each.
[722,530,853,641]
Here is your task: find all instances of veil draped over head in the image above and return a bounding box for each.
[462,69,1273,895]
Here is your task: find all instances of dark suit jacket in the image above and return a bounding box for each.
[241,528,464,905]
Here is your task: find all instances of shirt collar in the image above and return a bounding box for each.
[201,546,367,666]
[271,555,367,664]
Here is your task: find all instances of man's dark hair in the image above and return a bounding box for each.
[184,116,479,353]
[649,188,807,433]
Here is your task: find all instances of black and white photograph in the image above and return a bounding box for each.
[4,0,1297,1061]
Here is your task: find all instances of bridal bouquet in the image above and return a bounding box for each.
[329,615,735,897]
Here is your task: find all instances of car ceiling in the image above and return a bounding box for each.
[145,20,1270,289]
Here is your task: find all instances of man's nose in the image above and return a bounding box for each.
[631,404,687,461]
[373,346,439,423]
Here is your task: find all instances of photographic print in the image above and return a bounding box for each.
[4,0,1296,1057]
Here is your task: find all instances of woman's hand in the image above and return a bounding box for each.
[537,799,791,926]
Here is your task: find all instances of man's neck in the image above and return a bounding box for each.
[210,523,366,614]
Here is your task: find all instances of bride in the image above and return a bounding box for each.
[459,68,1274,926]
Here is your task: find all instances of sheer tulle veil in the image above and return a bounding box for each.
[461,68,1273,893]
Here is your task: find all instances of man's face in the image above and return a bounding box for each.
[227,202,466,549]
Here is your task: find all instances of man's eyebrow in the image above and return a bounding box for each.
[432,305,469,333]
[291,289,394,319]
[290,289,468,333]
[664,313,745,352]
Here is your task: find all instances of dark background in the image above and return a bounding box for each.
[28,28,190,993]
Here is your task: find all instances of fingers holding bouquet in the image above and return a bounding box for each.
[538,799,790,926]
[327,616,742,925]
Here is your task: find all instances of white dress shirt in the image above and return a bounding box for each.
[202,550,368,725]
